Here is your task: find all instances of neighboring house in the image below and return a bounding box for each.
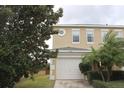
[50,24,124,80]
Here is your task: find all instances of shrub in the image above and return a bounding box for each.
[87,71,102,84]
[87,71,124,84]
[0,65,16,87]
[111,71,124,80]
[79,62,92,75]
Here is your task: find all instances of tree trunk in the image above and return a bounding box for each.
[98,69,105,81]
[97,63,105,81]
[106,70,110,82]
[106,66,112,82]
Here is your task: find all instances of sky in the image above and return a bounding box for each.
[47,5,124,49]
[56,5,124,25]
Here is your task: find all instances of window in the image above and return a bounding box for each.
[113,29,123,38]
[86,31,94,43]
[115,32,123,38]
[72,29,80,43]
[101,31,108,42]
[58,29,65,36]
[101,29,109,42]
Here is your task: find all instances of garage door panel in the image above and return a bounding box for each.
[56,58,82,79]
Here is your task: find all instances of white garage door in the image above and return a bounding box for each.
[56,58,82,79]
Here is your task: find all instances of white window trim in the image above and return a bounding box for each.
[87,42,94,44]
[86,29,94,44]
[72,29,80,44]
[101,29,109,32]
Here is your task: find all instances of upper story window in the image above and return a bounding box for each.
[115,31,123,38]
[58,29,66,36]
[86,29,94,44]
[116,32,123,38]
[113,29,123,38]
[72,29,80,44]
[101,31,108,42]
[101,29,109,42]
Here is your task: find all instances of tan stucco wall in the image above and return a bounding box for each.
[53,27,124,49]
[51,26,124,80]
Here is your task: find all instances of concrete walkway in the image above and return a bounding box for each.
[54,80,93,88]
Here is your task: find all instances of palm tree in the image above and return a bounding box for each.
[87,47,106,81]
[98,31,124,81]
[80,31,124,82]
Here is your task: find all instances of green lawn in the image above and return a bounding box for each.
[15,74,55,88]
[92,80,124,88]
[107,80,124,88]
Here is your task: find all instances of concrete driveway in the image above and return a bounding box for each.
[54,80,93,88]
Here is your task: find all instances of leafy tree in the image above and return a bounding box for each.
[0,5,63,87]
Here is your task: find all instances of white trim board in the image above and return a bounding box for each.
[58,50,91,53]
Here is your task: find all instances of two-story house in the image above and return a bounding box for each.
[50,24,124,80]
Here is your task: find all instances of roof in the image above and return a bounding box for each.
[53,47,89,50]
[51,47,91,53]
[53,24,124,29]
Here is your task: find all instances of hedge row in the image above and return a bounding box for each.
[87,71,124,84]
